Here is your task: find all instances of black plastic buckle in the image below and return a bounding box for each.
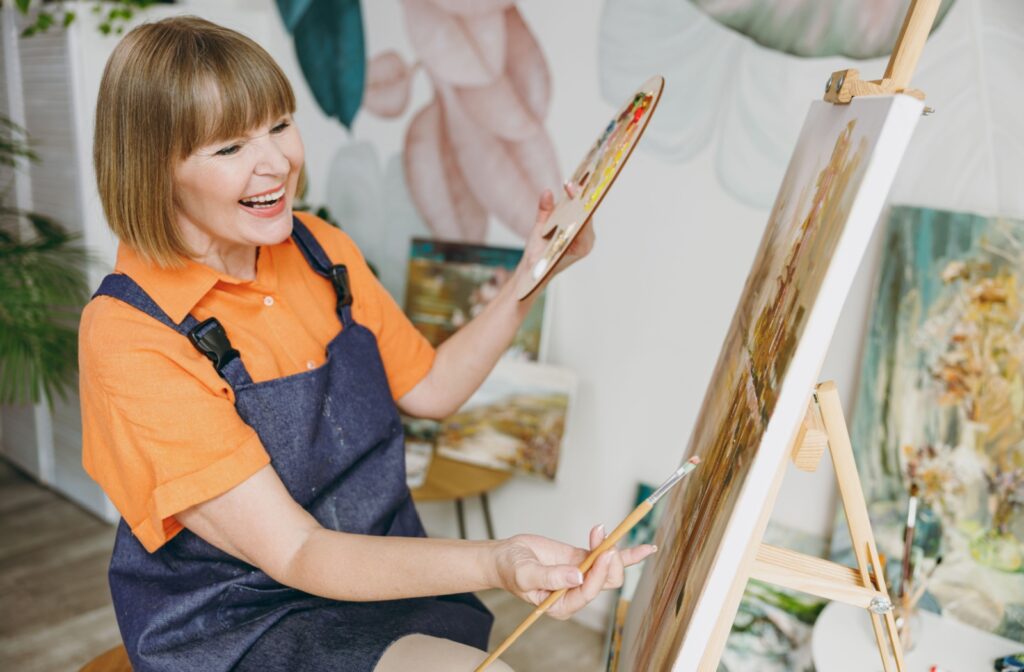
[329,264,353,309]
[188,318,240,374]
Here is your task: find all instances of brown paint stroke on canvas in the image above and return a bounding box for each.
[627,120,867,670]
[364,0,559,242]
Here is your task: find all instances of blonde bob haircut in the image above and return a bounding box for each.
[94,16,296,267]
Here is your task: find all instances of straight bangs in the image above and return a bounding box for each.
[175,39,296,157]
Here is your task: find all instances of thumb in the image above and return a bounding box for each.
[517,561,583,592]
[534,189,555,228]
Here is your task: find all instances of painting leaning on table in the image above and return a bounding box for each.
[844,205,1024,641]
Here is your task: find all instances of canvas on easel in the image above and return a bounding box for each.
[614,0,944,665]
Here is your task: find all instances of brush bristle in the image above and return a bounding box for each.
[689,456,701,465]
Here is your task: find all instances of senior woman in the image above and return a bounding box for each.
[80,16,653,672]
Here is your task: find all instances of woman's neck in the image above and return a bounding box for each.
[181,230,258,281]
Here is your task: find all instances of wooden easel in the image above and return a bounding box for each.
[696,2,943,669]
[699,382,905,671]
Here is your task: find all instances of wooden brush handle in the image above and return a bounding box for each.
[475,501,653,671]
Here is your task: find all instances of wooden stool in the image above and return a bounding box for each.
[80,645,131,672]
[411,454,511,539]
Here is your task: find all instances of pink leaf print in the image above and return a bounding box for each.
[504,131,560,202]
[437,83,546,238]
[426,0,515,17]
[403,0,506,87]
[364,50,413,119]
[455,75,543,141]
[504,7,550,120]
[404,99,488,242]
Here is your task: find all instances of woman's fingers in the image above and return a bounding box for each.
[589,524,606,551]
[604,547,625,590]
[553,550,614,618]
[534,189,555,229]
[516,560,583,594]
[619,543,657,567]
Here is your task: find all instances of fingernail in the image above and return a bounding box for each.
[567,569,583,586]
[598,524,606,538]
[650,545,658,553]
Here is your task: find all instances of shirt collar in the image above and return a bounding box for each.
[114,244,219,324]
[115,242,283,325]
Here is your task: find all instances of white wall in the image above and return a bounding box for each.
[37,0,1024,630]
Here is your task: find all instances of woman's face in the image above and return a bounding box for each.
[174,115,304,267]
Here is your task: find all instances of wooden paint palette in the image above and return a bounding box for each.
[516,75,664,300]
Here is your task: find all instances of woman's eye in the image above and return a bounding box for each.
[215,144,241,156]
[271,121,290,134]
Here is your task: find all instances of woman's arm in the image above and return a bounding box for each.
[177,464,652,618]
[398,190,595,419]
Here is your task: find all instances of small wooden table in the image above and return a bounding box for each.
[410,454,511,540]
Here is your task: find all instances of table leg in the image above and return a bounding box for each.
[455,498,467,539]
[481,492,495,540]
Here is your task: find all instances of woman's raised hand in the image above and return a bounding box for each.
[519,188,596,284]
[491,525,656,620]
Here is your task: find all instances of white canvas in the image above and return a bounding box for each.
[616,94,924,671]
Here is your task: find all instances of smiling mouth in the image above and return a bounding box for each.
[239,185,286,209]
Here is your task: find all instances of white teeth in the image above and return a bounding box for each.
[240,186,286,206]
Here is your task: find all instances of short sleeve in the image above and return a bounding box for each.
[363,270,436,399]
[295,213,436,400]
[79,298,270,552]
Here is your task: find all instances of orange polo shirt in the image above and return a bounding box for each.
[79,212,434,552]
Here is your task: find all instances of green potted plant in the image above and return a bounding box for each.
[0,116,90,407]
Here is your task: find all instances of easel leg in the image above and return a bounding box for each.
[816,383,905,672]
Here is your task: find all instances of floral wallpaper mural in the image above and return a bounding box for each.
[596,0,963,209]
[373,0,561,243]
[277,0,559,301]
[689,0,954,58]
[838,206,1024,641]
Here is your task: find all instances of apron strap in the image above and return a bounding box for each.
[92,274,253,388]
[290,217,354,327]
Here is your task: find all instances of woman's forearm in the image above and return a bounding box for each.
[279,530,505,601]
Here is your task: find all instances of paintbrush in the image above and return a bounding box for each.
[899,484,919,599]
[475,456,702,672]
[907,555,943,611]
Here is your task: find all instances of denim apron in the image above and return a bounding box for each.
[95,218,493,671]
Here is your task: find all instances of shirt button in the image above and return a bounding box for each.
[263,296,274,306]
[306,360,316,370]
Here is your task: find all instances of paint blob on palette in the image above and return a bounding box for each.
[515,75,664,300]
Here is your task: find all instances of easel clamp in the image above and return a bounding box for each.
[823,0,941,106]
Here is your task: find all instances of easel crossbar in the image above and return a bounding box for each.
[750,544,886,609]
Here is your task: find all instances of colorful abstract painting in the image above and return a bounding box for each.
[616,95,923,670]
[599,0,1015,216]
[841,206,1024,641]
[404,238,546,360]
[436,360,575,480]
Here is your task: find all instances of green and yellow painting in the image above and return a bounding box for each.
[436,360,575,480]
[405,238,546,360]
[845,205,1024,641]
